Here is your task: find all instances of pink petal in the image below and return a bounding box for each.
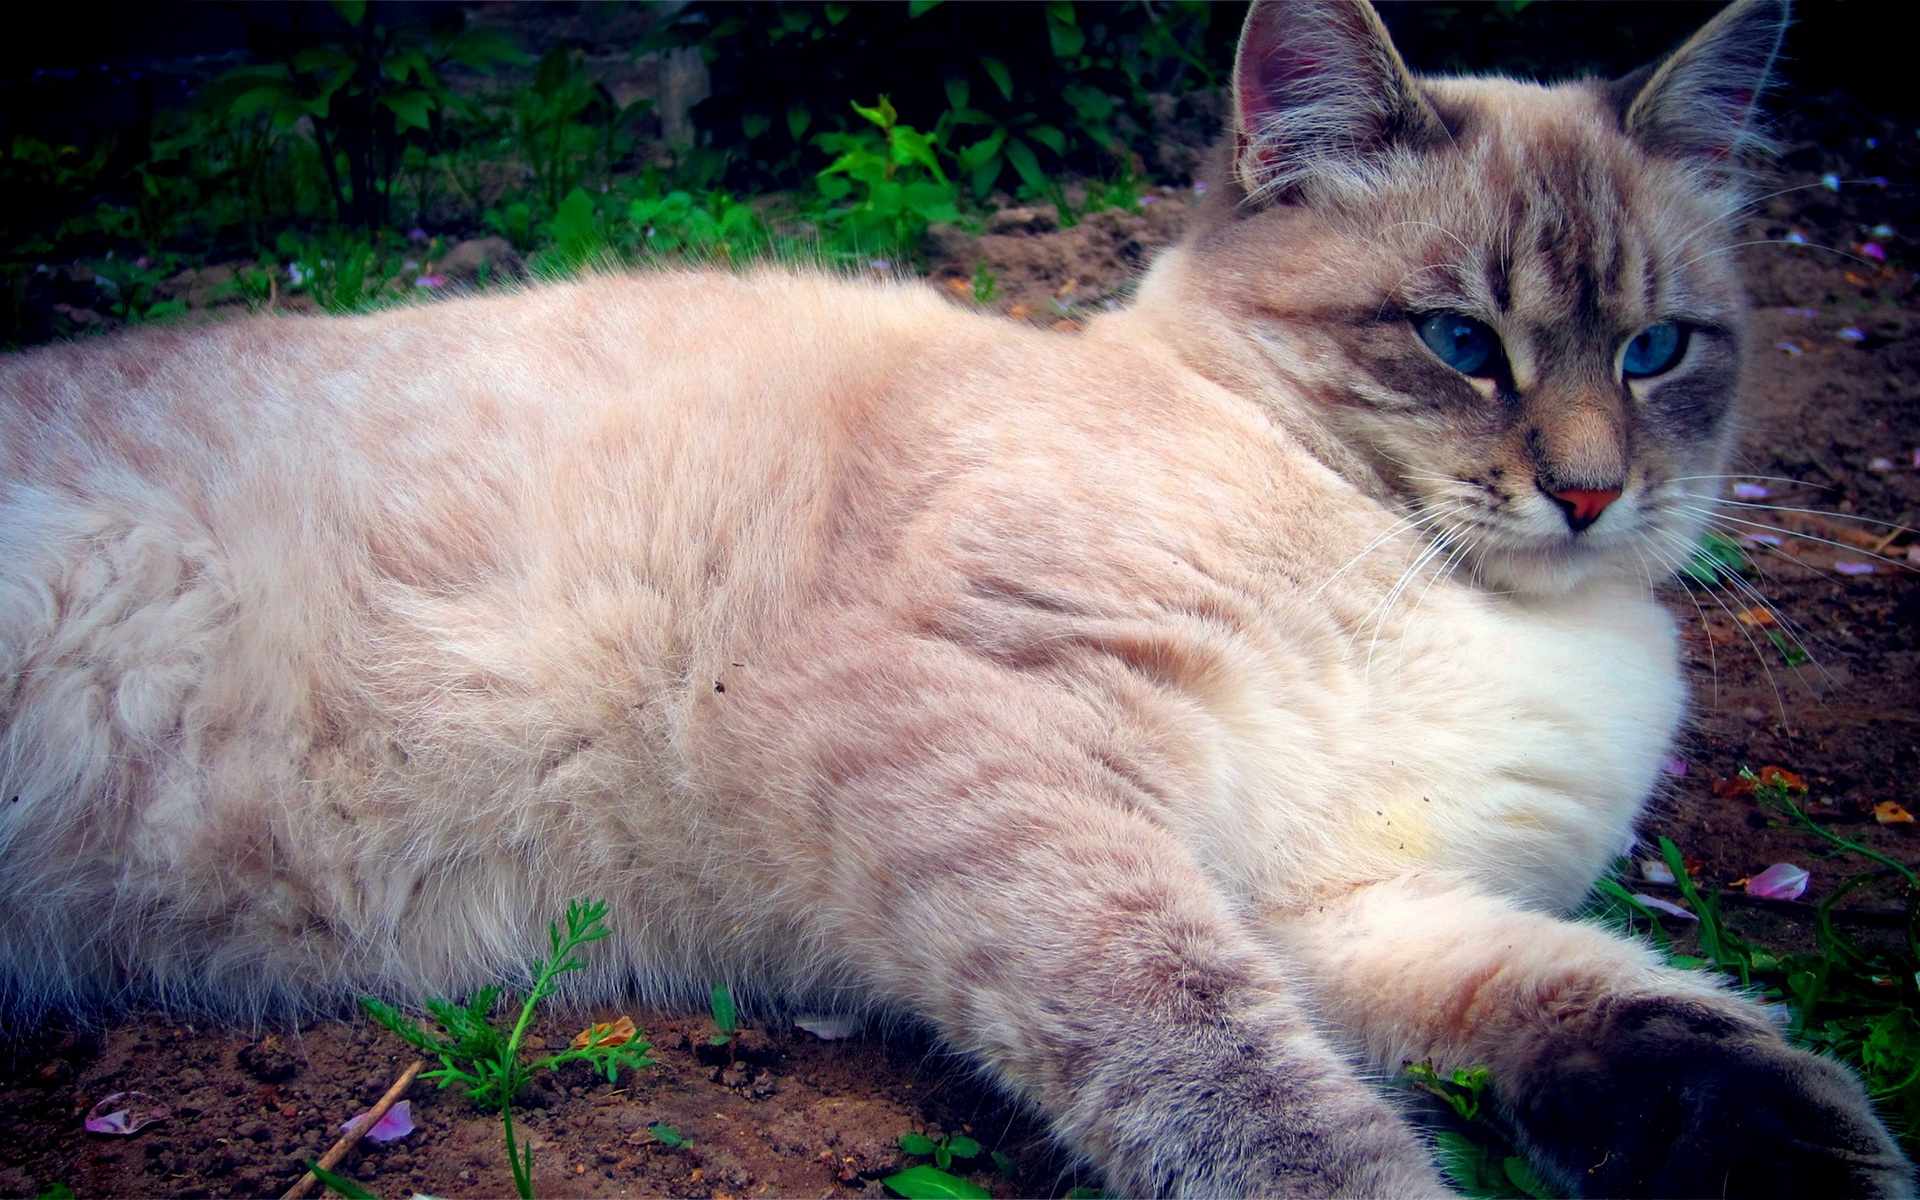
[84,1092,169,1135]
[1732,482,1770,499]
[1632,893,1698,921]
[1860,242,1888,262]
[1837,327,1867,342]
[1833,560,1876,576]
[1661,755,1689,778]
[1746,863,1811,901]
[342,1100,414,1143]
[1773,341,1804,356]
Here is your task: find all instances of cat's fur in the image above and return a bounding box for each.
[0,1,1910,1195]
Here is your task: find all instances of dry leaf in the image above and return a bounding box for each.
[572,1015,638,1049]
[1874,802,1914,825]
[1007,303,1032,322]
[942,277,972,296]
[1758,765,1809,792]
[1735,607,1776,627]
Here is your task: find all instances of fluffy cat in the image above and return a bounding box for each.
[0,1,1909,1195]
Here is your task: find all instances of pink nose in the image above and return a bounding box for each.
[1550,487,1622,531]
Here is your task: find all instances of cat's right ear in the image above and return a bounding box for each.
[1618,0,1789,171]
[1228,0,1444,207]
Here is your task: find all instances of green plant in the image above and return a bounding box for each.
[206,0,523,230]
[362,898,654,1199]
[708,981,739,1048]
[1403,1062,1556,1199]
[882,1130,993,1198]
[814,95,962,254]
[649,1122,690,1149]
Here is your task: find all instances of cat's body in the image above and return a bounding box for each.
[1,2,1910,1196]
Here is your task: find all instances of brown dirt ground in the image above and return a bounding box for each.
[3,122,1918,1200]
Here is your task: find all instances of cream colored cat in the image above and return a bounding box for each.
[0,1,1909,1195]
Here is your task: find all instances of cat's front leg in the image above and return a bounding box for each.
[1279,876,1914,1198]
[818,801,1450,1198]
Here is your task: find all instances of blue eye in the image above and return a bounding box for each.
[1622,322,1688,377]
[1414,313,1502,377]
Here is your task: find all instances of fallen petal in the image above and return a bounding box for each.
[1661,755,1689,778]
[1732,482,1770,499]
[1783,231,1808,244]
[1837,327,1867,342]
[1860,242,1888,262]
[1640,859,1677,884]
[1773,341,1805,356]
[1870,458,1895,471]
[1875,802,1914,825]
[794,1014,862,1041]
[571,1015,638,1049]
[1744,533,1784,546]
[85,1092,169,1135]
[1632,894,1698,921]
[1820,172,1841,191]
[341,1099,414,1143]
[1833,560,1876,576]
[1746,863,1811,901]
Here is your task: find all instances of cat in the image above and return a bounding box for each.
[0,0,1910,1196]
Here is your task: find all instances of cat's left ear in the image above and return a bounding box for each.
[1620,0,1790,166]
[1228,0,1446,206]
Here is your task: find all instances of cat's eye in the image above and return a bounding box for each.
[1621,322,1689,378]
[1414,313,1503,377]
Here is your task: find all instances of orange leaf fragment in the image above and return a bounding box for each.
[1757,765,1808,792]
[1007,302,1033,322]
[1735,607,1776,627]
[1875,802,1914,825]
[572,1015,638,1049]
[943,277,973,297]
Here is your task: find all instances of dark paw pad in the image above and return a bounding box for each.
[1501,995,1913,1198]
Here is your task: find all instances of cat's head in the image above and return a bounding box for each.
[1169,0,1788,596]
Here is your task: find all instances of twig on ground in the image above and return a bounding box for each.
[281,1058,426,1200]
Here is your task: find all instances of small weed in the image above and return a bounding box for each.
[649,1122,690,1149]
[362,898,654,1200]
[970,260,999,304]
[1403,1062,1554,1199]
[1682,529,1750,586]
[708,981,739,1049]
[883,1130,993,1198]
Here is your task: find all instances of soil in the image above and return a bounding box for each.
[3,109,1918,1200]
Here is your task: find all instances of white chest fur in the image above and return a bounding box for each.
[1200,578,1682,915]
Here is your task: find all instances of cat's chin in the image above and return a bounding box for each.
[1463,542,1644,599]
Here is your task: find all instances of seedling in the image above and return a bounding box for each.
[884,1130,992,1198]
[648,1122,690,1149]
[708,981,739,1049]
[361,897,654,1199]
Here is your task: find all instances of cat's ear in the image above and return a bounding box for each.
[1620,0,1789,166]
[1228,0,1445,205]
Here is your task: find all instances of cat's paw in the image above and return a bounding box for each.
[1500,993,1913,1199]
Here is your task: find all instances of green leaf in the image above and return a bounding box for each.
[329,0,367,26]
[650,1123,688,1148]
[710,982,737,1034]
[1026,123,1067,156]
[978,55,1014,102]
[882,1165,992,1199]
[1502,1155,1555,1199]
[742,111,771,139]
[1003,137,1047,195]
[825,3,851,24]
[947,1135,982,1158]
[851,97,898,130]
[292,46,356,76]
[899,1132,939,1156]
[787,102,812,140]
[1044,2,1084,58]
[381,88,434,132]
[944,76,970,112]
[908,0,944,15]
[903,180,960,223]
[308,1162,379,1200]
